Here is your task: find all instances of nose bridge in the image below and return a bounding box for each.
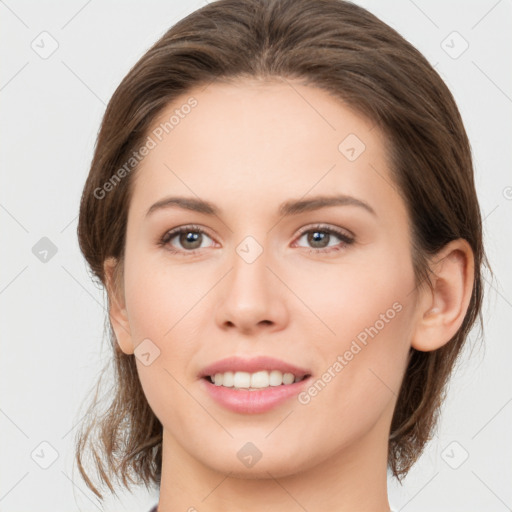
[229,233,272,304]
[215,232,288,332]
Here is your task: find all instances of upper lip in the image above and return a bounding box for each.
[199,356,312,379]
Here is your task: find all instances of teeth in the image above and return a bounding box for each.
[211,370,304,389]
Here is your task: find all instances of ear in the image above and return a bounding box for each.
[103,257,134,355]
[411,239,475,352]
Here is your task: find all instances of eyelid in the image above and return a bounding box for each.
[294,223,355,239]
[163,223,214,238]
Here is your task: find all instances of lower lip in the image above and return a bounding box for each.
[201,376,311,414]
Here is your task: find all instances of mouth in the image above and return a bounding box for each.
[198,356,313,414]
[198,355,312,389]
[200,368,313,414]
[202,370,311,390]
[198,355,313,412]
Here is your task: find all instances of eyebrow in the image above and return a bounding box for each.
[145,194,376,218]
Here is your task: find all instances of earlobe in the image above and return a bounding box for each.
[103,257,134,355]
[411,239,475,352]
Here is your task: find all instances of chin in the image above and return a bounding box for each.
[196,441,318,479]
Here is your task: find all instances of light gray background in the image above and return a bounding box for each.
[1,1,511,511]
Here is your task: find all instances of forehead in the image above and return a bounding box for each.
[128,79,401,222]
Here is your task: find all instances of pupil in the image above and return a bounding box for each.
[308,231,328,248]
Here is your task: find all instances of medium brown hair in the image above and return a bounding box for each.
[76,0,488,499]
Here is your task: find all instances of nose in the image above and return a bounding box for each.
[215,241,289,336]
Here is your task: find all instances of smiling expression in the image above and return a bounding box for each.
[111,78,420,477]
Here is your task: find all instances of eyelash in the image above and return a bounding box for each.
[158,224,355,256]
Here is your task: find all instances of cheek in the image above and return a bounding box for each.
[125,283,201,436]
[295,298,413,455]
[293,247,415,415]
[122,253,213,416]
[285,243,414,340]
[124,255,207,341]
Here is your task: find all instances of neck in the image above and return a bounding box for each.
[156,413,392,512]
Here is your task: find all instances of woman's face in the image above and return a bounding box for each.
[115,79,420,477]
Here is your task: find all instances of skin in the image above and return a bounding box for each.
[105,79,474,512]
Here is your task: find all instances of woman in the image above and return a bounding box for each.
[76,0,487,510]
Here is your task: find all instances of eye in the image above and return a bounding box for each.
[293,224,355,253]
[159,225,215,254]
[158,223,355,256]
